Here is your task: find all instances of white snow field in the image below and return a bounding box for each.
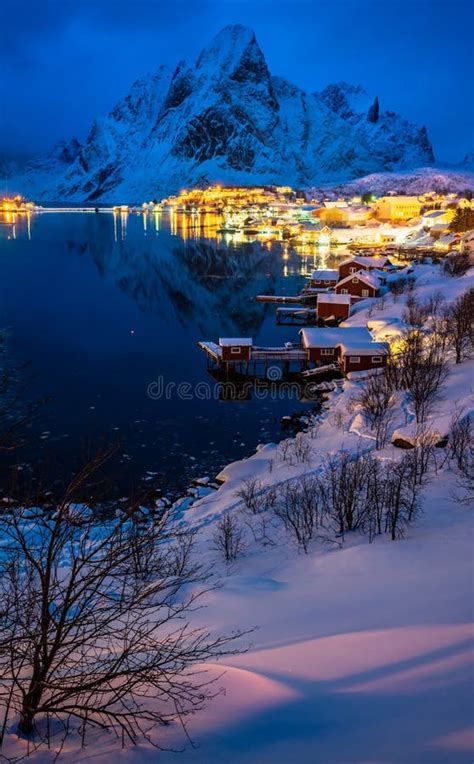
[4,262,474,763]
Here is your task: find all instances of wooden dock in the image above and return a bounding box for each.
[255,293,317,304]
[301,363,338,378]
[198,340,309,377]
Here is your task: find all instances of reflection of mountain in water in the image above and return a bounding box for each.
[67,218,284,337]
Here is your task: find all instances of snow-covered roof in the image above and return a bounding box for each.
[438,234,459,245]
[424,210,449,219]
[300,326,372,349]
[310,269,338,280]
[340,255,390,268]
[339,340,389,356]
[337,270,381,289]
[219,338,253,347]
[317,293,352,305]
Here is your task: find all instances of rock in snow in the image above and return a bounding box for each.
[7,25,434,202]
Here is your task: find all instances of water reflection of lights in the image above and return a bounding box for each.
[120,212,128,240]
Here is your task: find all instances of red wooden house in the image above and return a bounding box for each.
[300,326,388,372]
[338,255,392,282]
[306,269,338,290]
[316,293,352,321]
[335,270,380,300]
[218,338,252,362]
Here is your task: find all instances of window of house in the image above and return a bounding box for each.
[230,347,242,354]
[341,288,348,294]
[352,278,359,283]
[349,267,357,274]
[362,289,369,297]
[321,348,334,356]
[372,356,383,363]
[349,356,360,363]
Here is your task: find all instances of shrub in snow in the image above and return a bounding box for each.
[382,455,421,540]
[442,287,474,364]
[319,451,374,536]
[448,410,474,503]
[443,252,471,277]
[351,371,396,449]
[386,330,449,424]
[274,475,322,554]
[235,477,276,514]
[213,513,245,563]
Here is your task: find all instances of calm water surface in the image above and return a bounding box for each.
[0,210,346,497]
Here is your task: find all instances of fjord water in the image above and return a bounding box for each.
[0,210,325,497]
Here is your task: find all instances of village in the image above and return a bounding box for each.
[193,185,473,383]
[155,183,474,255]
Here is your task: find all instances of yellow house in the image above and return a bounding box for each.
[314,205,372,225]
[422,209,455,228]
[373,196,422,222]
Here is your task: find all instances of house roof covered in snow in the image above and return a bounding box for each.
[337,270,381,289]
[219,338,253,346]
[424,210,450,220]
[339,340,389,356]
[310,269,338,281]
[317,293,352,305]
[300,326,373,349]
[438,234,459,245]
[340,255,390,269]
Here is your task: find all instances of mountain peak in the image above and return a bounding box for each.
[195,25,268,82]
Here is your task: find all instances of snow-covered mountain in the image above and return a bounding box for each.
[7,25,435,202]
[312,166,474,197]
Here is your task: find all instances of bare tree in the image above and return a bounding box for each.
[213,513,245,563]
[443,253,471,277]
[274,475,321,553]
[403,294,428,328]
[319,451,372,536]
[0,454,245,754]
[351,372,396,449]
[389,276,411,301]
[425,290,446,318]
[443,288,474,364]
[387,331,449,423]
[448,410,474,503]
[404,428,439,488]
[235,478,276,514]
[383,456,421,540]
[364,458,390,541]
[449,410,473,473]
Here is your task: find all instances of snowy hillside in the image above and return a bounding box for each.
[317,166,474,196]
[6,25,434,203]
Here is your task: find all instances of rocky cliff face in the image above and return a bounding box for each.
[9,25,434,202]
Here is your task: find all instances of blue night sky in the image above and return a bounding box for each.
[1,0,472,164]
